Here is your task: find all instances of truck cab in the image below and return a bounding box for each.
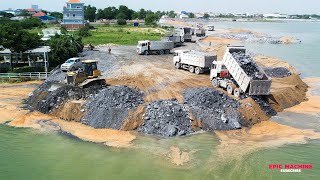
[173,50,189,65]
[137,40,150,55]
[210,61,230,80]
[207,25,215,31]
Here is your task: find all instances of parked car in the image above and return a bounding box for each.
[60,58,82,71]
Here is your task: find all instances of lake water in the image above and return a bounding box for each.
[1,21,320,179]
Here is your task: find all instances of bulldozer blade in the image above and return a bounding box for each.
[49,83,66,92]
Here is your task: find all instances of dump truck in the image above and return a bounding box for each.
[137,40,174,55]
[195,28,206,37]
[207,25,215,31]
[50,60,106,91]
[210,46,271,97]
[173,50,217,74]
[162,35,184,47]
[177,27,192,42]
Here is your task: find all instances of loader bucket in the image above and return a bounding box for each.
[49,82,66,92]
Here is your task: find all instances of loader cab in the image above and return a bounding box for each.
[81,60,101,78]
[210,61,229,80]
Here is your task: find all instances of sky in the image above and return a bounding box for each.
[0,0,319,14]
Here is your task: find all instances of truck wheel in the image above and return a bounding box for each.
[165,50,170,54]
[227,85,233,95]
[159,50,164,55]
[175,62,181,69]
[234,88,241,97]
[144,51,149,55]
[212,78,219,87]
[195,67,201,74]
[189,66,195,73]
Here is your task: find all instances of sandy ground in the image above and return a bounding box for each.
[214,121,320,162]
[285,77,320,115]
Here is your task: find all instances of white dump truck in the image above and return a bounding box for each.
[137,40,174,55]
[178,27,192,42]
[173,50,217,74]
[162,35,184,47]
[195,28,206,37]
[210,46,272,97]
[207,25,215,31]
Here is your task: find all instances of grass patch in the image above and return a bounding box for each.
[82,26,165,45]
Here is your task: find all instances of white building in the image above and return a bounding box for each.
[263,13,288,18]
[179,14,189,19]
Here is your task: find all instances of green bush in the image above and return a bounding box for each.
[117,18,127,25]
[78,27,91,37]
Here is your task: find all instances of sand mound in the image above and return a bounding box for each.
[254,55,300,75]
[268,75,308,112]
[51,100,85,122]
[239,98,269,126]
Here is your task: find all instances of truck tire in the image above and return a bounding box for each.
[175,62,181,69]
[165,50,170,54]
[195,67,201,74]
[189,66,195,73]
[234,88,241,97]
[144,50,149,55]
[159,50,164,55]
[211,78,219,87]
[227,84,233,95]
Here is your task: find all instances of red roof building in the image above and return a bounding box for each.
[26,8,36,14]
[32,12,46,17]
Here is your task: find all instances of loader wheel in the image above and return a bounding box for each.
[234,88,241,97]
[159,50,164,55]
[227,85,233,95]
[195,67,201,74]
[211,78,219,87]
[144,50,149,55]
[189,66,195,73]
[175,62,181,69]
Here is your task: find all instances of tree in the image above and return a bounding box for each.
[132,12,139,19]
[103,6,118,19]
[118,5,134,20]
[0,12,14,18]
[96,9,104,20]
[48,35,83,67]
[168,11,176,18]
[203,13,210,19]
[77,27,91,37]
[20,17,43,29]
[117,19,127,25]
[116,12,127,20]
[138,8,147,19]
[145,13,159,25]
[0,22,41,69]
[84,5,97,22]
[49,12,63,20]
[17,10,30,17]
[188,13,195,18]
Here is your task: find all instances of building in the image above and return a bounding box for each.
[61,0,86,29]
[263,13,288,18]
[31,5,41,12]
[32,12,46,17]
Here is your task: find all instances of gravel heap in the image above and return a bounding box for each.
[138,99,193,137]
[232,52,264,80]
[183,88,242,130]
[264,67,292,78]
[45,67,66,83]
[81,86,144,129]
[251,96,277,116]
[26,82,103,114]
[216,33,286,44]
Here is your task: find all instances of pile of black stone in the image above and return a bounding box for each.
[232,52,264,80]
[251,96,277,116]
[137,99,193,137]
[26,81,103,114]
[183,88,242,130]
[45,67,66,83]
[81,86,144,129]
[264,67,292,78]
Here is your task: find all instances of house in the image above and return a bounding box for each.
[179,14,189,19]
[25,8,36,15]
[61,0,86,29]
[32,12,46,17]
[263,13,288,18]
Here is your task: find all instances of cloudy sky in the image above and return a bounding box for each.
[1,0,319,14]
